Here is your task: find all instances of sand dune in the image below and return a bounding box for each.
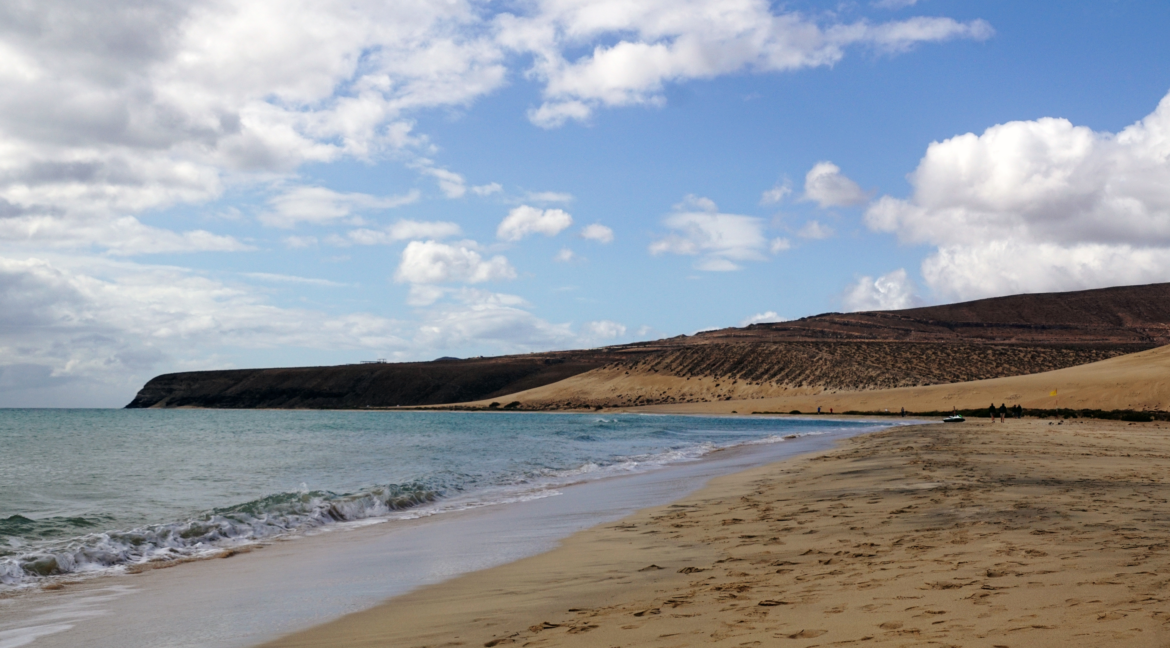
[646,343,1170,415]
[472,343,1170,415]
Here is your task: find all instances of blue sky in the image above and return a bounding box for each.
[1,0,1169,406]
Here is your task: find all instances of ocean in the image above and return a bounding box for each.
[0,409,890,590]
[0,409,898,648]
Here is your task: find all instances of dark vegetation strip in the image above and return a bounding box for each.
[751,409,1167,422]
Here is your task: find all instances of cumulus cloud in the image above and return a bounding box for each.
[0,0,991,264]
[580,223,615,243]
[260,187,420,228]
[394,240,516,284]
[414,289,574,351]
[497,205,574,241]
[514,2,992,127]
[740,311,786,326]
[803,161,868,208]
[0,0,991,255]
[649,195,769,271]
[0,0,512,256]
[842,268,920,312]
[554,248,579,262]
[865,90,1170,300]
[0,255,405,406]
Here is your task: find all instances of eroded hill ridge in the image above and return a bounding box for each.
[126,282,1170,409]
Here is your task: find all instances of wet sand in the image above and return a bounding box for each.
[263,417,1170,647]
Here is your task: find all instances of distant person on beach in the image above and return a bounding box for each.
[999,403,1007,422]
[1014,404,1022,419]
[900,407,905,418]
[817,406,821,414]
[990,403,996,422]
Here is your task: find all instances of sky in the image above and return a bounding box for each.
[1,0,1169,407]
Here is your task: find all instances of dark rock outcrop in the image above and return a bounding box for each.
[126,353,635,409]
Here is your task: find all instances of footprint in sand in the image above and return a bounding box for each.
[785,629,827,639]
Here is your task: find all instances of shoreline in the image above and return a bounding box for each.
[0,416,887,648]
[260,416,1170,647]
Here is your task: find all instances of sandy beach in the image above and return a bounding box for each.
[262,416,1170,647]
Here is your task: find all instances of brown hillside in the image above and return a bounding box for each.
[689,282,1170,346]
[127,282,1170,409]
[631,342,1170,416]
[456,342,1127,410]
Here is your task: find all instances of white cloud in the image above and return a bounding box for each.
[554,247,579,262]
[0,0,990,264]
[471,182,503,196]
[694,257,742,272]
[0,0,511,258]
[581,320,627,340]
[261,187,420,228]
[803,161,868,208]
[512,3,992,127]
[0,214,250,255]
[0,255,405,406]
[740,310,786,326]
[394,240,516,284]
[497,205,574,241]
[842,268,919,312]
[527,100,593,129]
[405,284,450,306]
[414,289,574,351]
[760,180,792,205]
[769,237,792,253]
[865,90,1170,300]
[797,220,835,239]
[580,223,615,243]
[418,165,468,198]
[525,191,574,203]
[649,196,770,271]
[344,220,462,245]
[242,272,346,287]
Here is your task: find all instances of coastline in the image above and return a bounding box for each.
[261,416,1170,647]
[0,414,885,648]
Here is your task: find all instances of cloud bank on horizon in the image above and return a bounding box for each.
[0,0,1166,405]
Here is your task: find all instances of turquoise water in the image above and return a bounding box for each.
[0,409,887,589]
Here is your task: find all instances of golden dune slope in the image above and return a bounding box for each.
[473,344,1170,414]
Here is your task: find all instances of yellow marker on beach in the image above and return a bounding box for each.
[1050,389,1058,397]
